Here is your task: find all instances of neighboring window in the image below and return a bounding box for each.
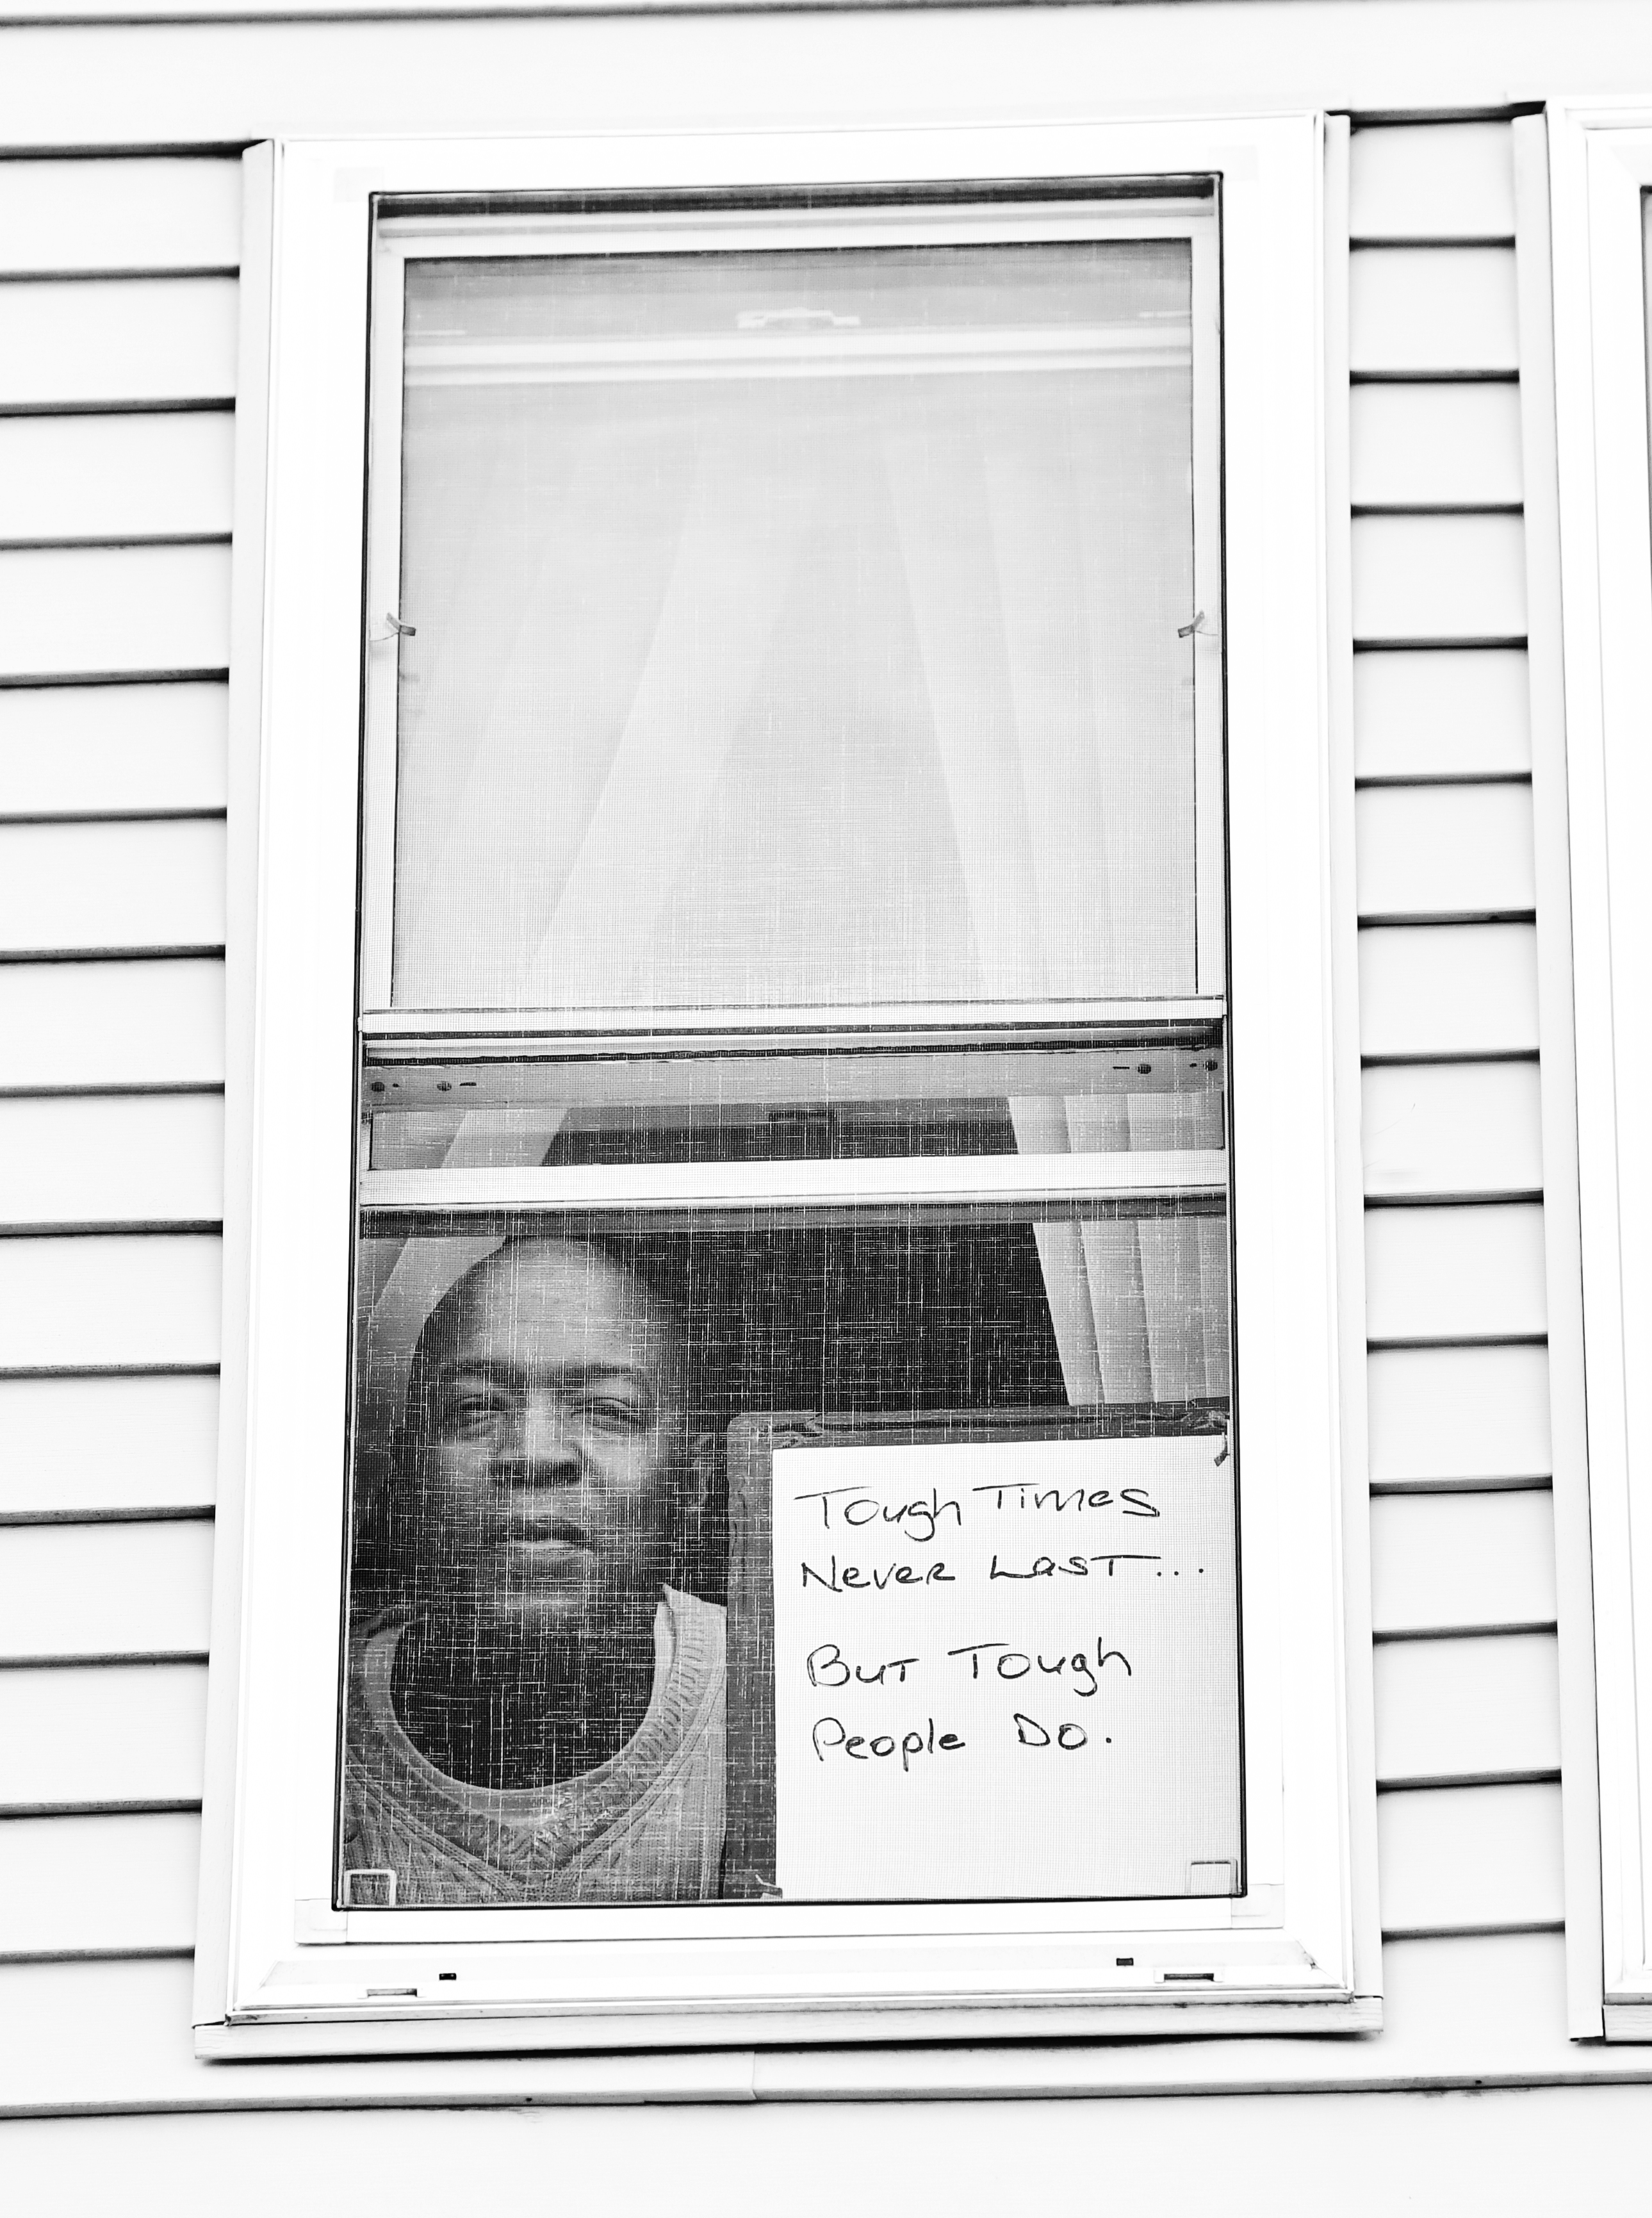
[1551,103,1652,2040]
[199,120,1373,2059]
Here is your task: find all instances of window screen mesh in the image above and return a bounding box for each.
[388,240,1197,1013]
[342,211,1236,1914]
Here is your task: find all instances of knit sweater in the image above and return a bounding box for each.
[339,1587,726,1905]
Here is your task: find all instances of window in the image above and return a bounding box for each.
[1550,100,1652,2040]
[197,117,1376,2058]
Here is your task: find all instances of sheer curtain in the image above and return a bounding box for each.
[392,243,1197,1016]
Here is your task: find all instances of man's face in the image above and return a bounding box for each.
[404,1243,688,1646]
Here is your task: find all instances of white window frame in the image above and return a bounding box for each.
[1550,99,1652,2041]
[195,113,1379,2063]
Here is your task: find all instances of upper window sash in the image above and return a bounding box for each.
[357,192,1226,1039]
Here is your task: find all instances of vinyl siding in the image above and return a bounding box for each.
[1348,111,1576,2072]
[0,100,1637,2144]
[10,2077,1652,2218]
[0,146,236,2065]
[0,277,239,408]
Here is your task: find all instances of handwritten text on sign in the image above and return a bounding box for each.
[771,1434,1241,1901]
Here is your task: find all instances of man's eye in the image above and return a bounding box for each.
[440,1395,502,1433]
[583,1397,647,1431]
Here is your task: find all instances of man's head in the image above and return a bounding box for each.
[393,1236,696,1650]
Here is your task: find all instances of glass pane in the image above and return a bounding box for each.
[340,1209,1238,1907]
[389,238,1200,1014]
[363,1037,1227,1169]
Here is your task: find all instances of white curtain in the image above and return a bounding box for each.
[391,254,1197,1017]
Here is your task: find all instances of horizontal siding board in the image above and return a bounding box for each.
[0,683,227,819]
[0,413,234,543]
[1378,1783,1563,1937]
[1350,382,1523,508]
[1349,123,1517,241]
[0,1519,213,1661]
[0,159,241,276]
[1364,1203,1547,1343]
[0,1092,224,1228]
[0,1811,199,1959]
[0,1234,221,1370]
[1350,247,1519,375]
[1358,924,1538,1060]
[1362,1060,1542,1201]
[1354,650,1532,782]
[0,277,238,408]
[0,958,224,1089]
[1370,1490,1557,1636]
[1352,513,1527,642]
[1374,1632,1560,1784]
[0,544,230,680]
[0,1662,206,1809]
[1368,1345,1551,1488]
[0,1374,217,1517]
[1355,784,1535,921]
[0,821,225,955]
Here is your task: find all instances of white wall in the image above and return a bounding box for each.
[0,4,1644,2192]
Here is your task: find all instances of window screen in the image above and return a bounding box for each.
[341,193,1238,1913]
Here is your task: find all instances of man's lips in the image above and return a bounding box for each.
[493,1525,590,1575]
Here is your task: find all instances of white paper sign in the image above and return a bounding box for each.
[770,1433,1241,1901]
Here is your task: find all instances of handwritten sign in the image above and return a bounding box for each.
[765,1432,1241,1901]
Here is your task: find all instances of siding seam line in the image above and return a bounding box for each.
[0,1651,211,1671]
[1350,370,1520,386]
[1357,910,1537,928]
[1354,636,1529,652]
[0,1507,215,1527]
[0,809,227,826]
[24,2066,1652,2119]
[0,1948,194,1966]
[1350,234,1517,251]
[0,669,229,689]
[0,1082,226,1099]
[1371,1620,1558,1645]
[0,400,235,419]
[1377,1769,1562,1793]
[0,266,237,284]
[1350,105,1545,127]
[0,144,254,159]
[0,948,228,965]
[1366,1333,1548,1351]
[0,1363,220,1380]
[0,534,231,553]
[1362,1190,1544,1210]
[1355,773,1532,791]
[1361,1049,1541,1068]
[1380,1922,1564,1941]
[1368,1475,1553,1497]
[0,1219,224,1236]
[0,1801,203,1821]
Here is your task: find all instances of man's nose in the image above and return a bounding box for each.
[491,1395,581,1486]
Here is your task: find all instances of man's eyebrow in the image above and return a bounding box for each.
[432,1356,659,1392]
